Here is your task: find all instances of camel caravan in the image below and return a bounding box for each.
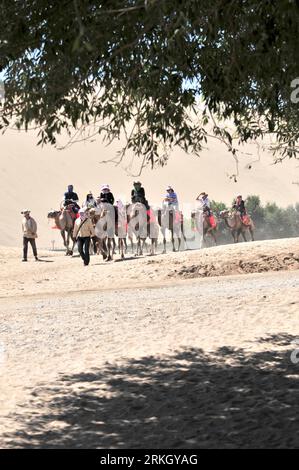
[47,184,255,263]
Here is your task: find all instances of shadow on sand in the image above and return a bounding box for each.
[3,333,299,448]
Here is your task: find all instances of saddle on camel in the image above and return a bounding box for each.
[63,199,80,220]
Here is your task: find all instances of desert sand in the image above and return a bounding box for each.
[1,238,299,448]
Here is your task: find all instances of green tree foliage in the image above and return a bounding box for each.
[1,1,299,166]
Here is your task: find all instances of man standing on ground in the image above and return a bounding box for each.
[21,210,39,262]
[73,209,95,266]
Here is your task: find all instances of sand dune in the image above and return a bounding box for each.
[1,129,299,248]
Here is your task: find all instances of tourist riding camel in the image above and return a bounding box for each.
[131,181,149,209]
[64,184,79,204]
[164,186,179,211]
[233,195,248,221]
[196,192,211,216]
[100,184,115,205]
[82,191,97,209]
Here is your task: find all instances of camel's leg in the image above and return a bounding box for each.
[249,227,254,241]
[135,237,140,256]
[181,224,189,249]
[102,238,108,260]
[120,238,125,259]
[101,239,108,259]
[241,230,247,242]
[112,237,116,255]
[92,236,97,254]
[211,230,217,245]
[129,236,134,254]
[66,231,72,255]
[140,238,146,256]
[108,238,113,261]
[171,230,176,252]
[162,228,167,254]
[124,238,128,253]
[70,238,76,255]
[151,239,157,255]
[177,236,181,252]
[61,230,67,248]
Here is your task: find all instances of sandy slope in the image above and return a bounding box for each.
[1,129,299,248]
[1,238,299,448]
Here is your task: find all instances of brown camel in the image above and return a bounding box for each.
[220,210,255,243]
[191,210,217,246]
[47,208,76,255]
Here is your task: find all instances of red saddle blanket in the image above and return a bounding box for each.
[174,211,182,224]
[147,209,157,224]
[241,214,251,226]
[209,215,217,229]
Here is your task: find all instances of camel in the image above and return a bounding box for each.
[191,210,217,246]
[127,203,159,256]
[89,206,115,261]
[220,210,255,243]
[47,207,76,255]
[157,206,186,253]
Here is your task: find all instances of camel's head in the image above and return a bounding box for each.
[47,210,60,219]
[88,208,96,217]
[219,210,230,219]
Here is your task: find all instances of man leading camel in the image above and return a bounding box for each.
[21,210,39,262]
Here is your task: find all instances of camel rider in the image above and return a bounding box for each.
[131,181,149,209]
[82,191,97,209]
[233,195,246,219]
[100,184,115,205]
[164,186,179,211]
[63,185,80,216]
[196,192,211,216]
[64,185,79,203]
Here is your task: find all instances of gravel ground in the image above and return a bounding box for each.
[1,266,299,448]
